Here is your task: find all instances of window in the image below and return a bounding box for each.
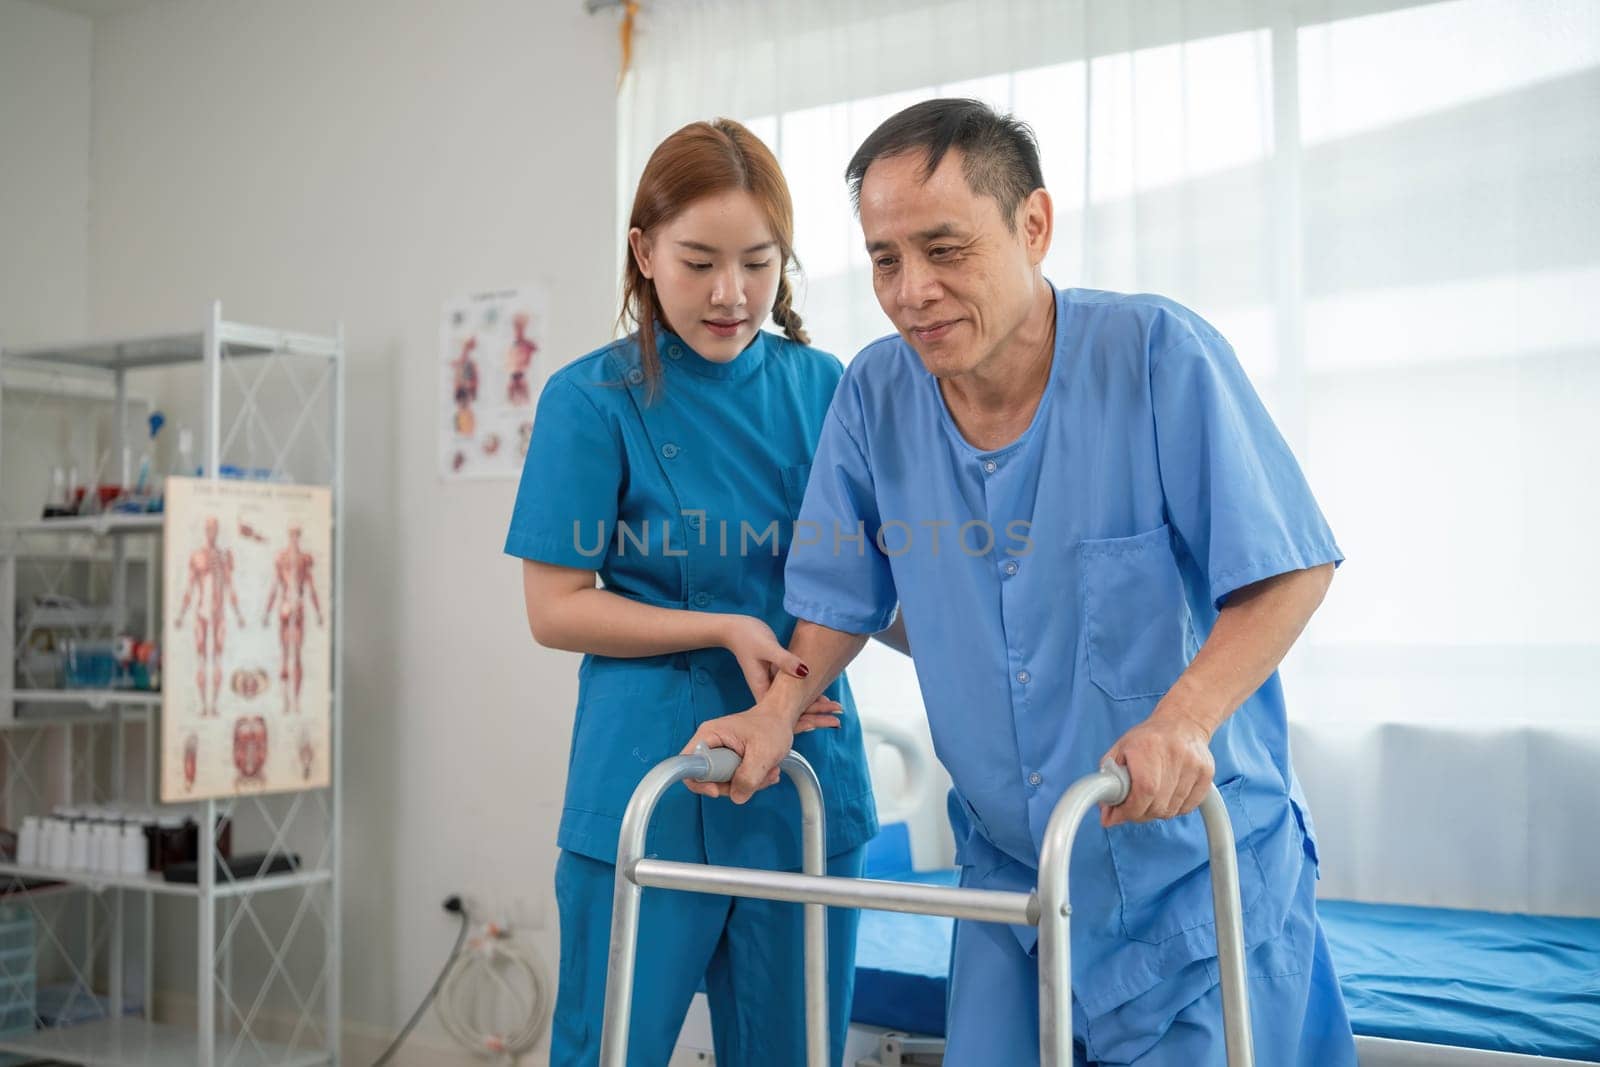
[622,0,1600,728]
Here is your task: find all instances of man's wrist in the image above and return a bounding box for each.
[1154,677,1223,740]
[754,676,810,727]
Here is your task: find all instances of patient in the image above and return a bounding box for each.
[681,98,1359,1065]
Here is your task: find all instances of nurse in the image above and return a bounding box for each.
[505,119,877,1066]
[682,99,1360,1064]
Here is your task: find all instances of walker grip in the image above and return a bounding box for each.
[1098,758,1133,805]
[691,744,742,783]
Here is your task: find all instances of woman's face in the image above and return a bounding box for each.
[629,188,782,362]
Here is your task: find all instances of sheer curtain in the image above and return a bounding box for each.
[617,0,1600,909]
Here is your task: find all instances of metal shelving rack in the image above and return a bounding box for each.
[0,301,344,1066]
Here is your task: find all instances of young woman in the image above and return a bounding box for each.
[504,120,877,1066]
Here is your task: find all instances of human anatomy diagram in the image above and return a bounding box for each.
[263,524,324,715]
[507,311,538,406]
[173,516,247,718]
[440,286,546,478]
[163,478,331,801]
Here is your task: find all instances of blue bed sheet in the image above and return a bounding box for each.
[851,869,958,1037]
[1320,899,1600,1062]
[851,872,1600,1062]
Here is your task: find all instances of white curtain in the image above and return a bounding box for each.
[618,0,1600,910]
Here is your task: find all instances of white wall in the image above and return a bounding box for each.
[0,0,92,345]
[81,1,619,1060]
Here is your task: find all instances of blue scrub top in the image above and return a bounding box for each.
[784,286,1342,1019]
[505,328,877,871]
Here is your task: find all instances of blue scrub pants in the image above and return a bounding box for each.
[550,844,866,1067]
[944,858,1357,1066]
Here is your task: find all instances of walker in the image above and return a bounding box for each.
[599,747,1255,1066]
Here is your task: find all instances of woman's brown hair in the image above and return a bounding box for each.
[620,119,808,394]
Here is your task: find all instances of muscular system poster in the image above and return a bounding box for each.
[439,284,547,480]
[161,477,332,802]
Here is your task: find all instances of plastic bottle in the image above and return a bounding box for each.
[44,816,69,868]
[16,816,40,866]
[95,822,120,874]
[121,822,147,874]
[69,820,93,870]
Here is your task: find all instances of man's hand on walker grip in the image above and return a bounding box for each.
[1099,708,1215,828]
[681,698,840,802]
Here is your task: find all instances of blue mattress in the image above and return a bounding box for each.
[851,869,959,1038]
[851,873,1600,1062]
[1320,900,1600,1061]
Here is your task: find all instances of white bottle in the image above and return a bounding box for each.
[56,806,81,866]
[39,818,56,868]
[45,817,70,868]
[121,823,147,875]
[16,816,39,867]
[68,820,93,870]
[96,823,121,874]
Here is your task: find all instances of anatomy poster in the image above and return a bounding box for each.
[161,477,332,802]
[439,284,547,479]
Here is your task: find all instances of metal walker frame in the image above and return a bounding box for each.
[601,747,1255,1066]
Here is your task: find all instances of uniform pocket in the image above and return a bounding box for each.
[565,664,684,817]
[1080,524,1193,700]
[1104,775,1267,945]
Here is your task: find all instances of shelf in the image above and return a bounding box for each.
[2,506,337,538]
[0,513,165,537]
[2,698,158,731]
[0,862,200,898]
[0,301,343,1063]
[2,689,161,719]
[3,330,236,371]
[213,866,333,899]
[0,861,333,899]
[0,1017,331,1066]
[5,688,161,705]
[1,321,339,373]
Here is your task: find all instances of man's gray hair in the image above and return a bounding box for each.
[845,98,1046,231]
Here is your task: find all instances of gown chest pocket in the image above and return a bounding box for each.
[1079,523,1194,701]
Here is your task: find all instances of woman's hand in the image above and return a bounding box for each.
[716,612,842,731]
[718,615,811,700]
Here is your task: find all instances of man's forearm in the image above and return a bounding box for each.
[1156,563,1335,737]
[761,620,871,725]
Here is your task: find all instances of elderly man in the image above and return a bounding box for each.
[684,98,1357,1065]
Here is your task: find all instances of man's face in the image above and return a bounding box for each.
[859,149,1046,380]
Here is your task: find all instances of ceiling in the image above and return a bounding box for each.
[27,0,171,19]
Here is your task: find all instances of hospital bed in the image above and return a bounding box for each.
[842,724,1600,1067]
[850,871,1600,1066]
